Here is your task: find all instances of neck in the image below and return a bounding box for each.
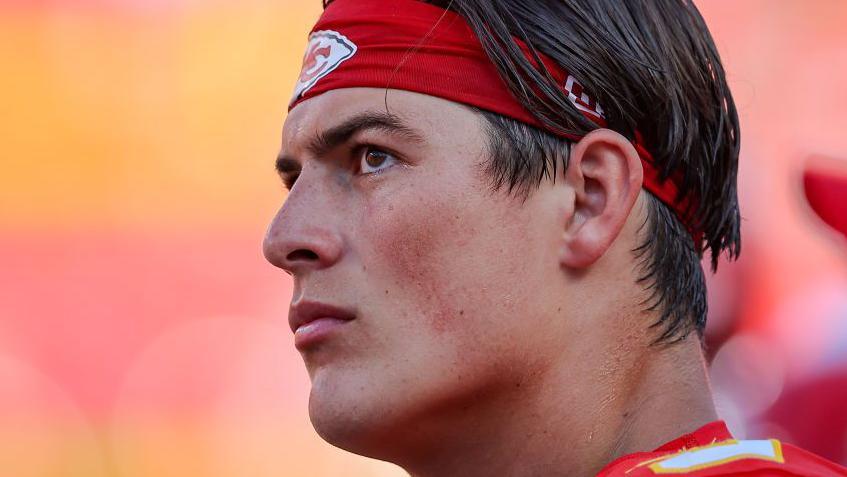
[598,336,719,467]
[405,331,717,477]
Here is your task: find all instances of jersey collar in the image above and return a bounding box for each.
[653,421,734,453]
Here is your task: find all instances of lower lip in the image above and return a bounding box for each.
[294,317,352,350]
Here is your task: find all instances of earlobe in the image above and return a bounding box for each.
[559,129,644,269]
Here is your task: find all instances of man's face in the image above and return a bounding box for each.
[264,88,573,456]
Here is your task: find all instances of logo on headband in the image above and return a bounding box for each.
[290,30,357,105]
[565,75,605,120]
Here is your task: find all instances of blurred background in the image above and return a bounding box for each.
[1,0,846,475]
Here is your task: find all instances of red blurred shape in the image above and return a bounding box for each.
[804,156,847,239]
[765,365,847,465]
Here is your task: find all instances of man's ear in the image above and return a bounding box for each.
[559,128,644,269]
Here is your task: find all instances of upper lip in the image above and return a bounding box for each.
[288,299,356,333]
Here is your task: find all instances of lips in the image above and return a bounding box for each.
[288,300,356,343]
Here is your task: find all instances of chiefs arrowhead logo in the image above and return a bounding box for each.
[290,30,357,105]
[564,75,605,120]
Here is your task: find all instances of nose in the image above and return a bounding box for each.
[263,187,344,277]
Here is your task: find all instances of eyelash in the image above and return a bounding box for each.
[282,144,399,190]
[283,172,298,190]
[354,144,399,176]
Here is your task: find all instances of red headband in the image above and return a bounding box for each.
[289,0,698,240]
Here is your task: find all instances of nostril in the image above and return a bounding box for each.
[286,249,319,262]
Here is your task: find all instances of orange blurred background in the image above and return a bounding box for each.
[1,1,846,476]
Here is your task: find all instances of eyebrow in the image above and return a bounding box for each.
[275,110,426,175]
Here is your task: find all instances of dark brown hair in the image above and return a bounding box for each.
[322,0,741,343]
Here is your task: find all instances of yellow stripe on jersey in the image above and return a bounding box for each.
[641,439,784,474]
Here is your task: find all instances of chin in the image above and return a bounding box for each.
[307,371,401,458]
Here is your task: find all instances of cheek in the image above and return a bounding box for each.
[362,186,473,335]
[362,195,537,337]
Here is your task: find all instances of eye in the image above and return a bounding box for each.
[358,146,398,175]
[282,173,299,190]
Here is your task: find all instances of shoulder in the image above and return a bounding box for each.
[599,439,847,477]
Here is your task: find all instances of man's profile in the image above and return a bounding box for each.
[262,1,847,475]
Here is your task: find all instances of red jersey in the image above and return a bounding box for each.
[597,421,847,476]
